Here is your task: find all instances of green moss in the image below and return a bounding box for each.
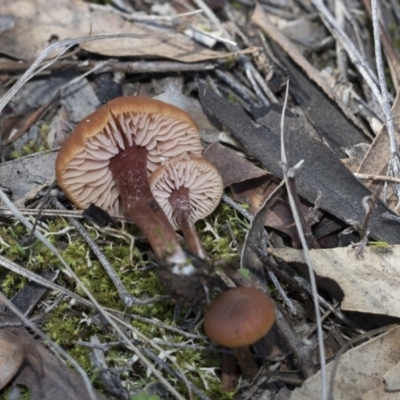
[132,391,160,400]
[1,385,30,400]
[0,199,250,398]
[231,0,244,10]
[201,203,248,259]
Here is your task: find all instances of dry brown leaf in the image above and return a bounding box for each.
[269,245,400,317]
[204,143,278,215]
[357,90,400,209]
[11,328,106,400]
[0,330,25,390]
[291,326,400,400]
[204,143,271,188]
[0,0,225,62]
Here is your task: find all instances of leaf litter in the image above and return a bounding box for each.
[1,0,400,399]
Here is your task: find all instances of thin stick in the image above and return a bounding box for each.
[0,188,188,400]
[0,291,98,400]
[311,0,387,109]
[0,59,216,74]
[53,199,168,306]
[280,81,327,400]
[355,172,400,184]
[0,33,152,114]
[370,0,400,200]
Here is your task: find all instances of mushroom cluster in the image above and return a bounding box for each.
[55,96,222,300]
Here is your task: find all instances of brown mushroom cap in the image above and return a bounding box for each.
[204,287,275,348]
[55,96,203,215]
[148,156,223,230]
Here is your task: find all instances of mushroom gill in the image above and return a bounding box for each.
[149,156,223,258]
[57,97,203,216]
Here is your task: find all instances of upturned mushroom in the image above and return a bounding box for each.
[149,155,223,259]
[55,96,203,270]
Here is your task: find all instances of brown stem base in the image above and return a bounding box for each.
[233,346,259,379]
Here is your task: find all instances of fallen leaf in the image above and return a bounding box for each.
[13,328,106,400]
[268,245,400,318]
[203,143,271,188]
[0,270,106,400]
[61,78,101,124]
[273,50,369,157]
[0,0,225,62]
[291,326,400,400]
[198,81,400,244]
[384,362,400,392]
[252,3,372,149]
[0,330,25,390]
[357,90,400,210]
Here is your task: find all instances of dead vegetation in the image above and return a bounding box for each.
[1,0,400,399]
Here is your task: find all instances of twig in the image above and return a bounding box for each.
[334,0,348,81]
[0,255,95,309]
[244,62,270,106]
[214,69,258,105]
[0,59,216,74]
[223,193,300,315]
[280,80,327,400]
[0,33,154,114]
[370,0,400,200]
[222,194,254,222]
[90,4,203,22]
[92,3,236,47]
[141,347,211,400]
[222,195,363,332]
[0,188,188,400]
[194,0,277,113]
[53,199,167,307]
[275,306,316,378]
[311,0,388,110]
[0,291,98,400]
[254,247,365,334]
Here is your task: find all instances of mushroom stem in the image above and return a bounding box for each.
[169,186,207,259]
[233,347,259,378]
[108,143,186,265]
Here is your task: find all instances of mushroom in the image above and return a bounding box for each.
[149,155,223,259]
[204,287,275,377]
[55,96,203,269]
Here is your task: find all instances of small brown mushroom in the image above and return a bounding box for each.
[56,96,203,269]
[204,287,275,378]
[204,287,275,347]
[149,155,223,259]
